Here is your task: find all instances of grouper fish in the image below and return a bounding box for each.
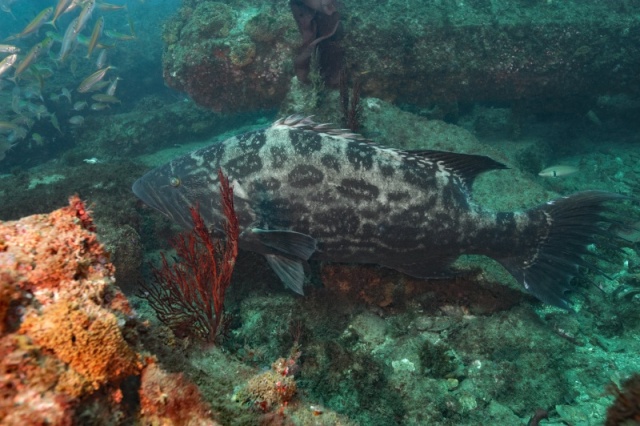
[132,115,629,309]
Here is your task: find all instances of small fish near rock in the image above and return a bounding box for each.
[539,165,579,178]
[133,116,633,309]
[68,115,85,125]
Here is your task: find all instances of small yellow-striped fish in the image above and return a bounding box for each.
[77,65,114,93]
[5,7,53,40]
[50,113,63,134]
[538,165,579,178]
[0,1,16,20]
[61,87,72,102]
[97,2,127,11]
[86,16,104,58]
[32,64,54,79]
[69,115,84,125]
[105,29,135,41]
[88,80,110,92]
[95,49,108,68]
[91,103,110,111]
[48,0,72,29]
[77,34,112,50]
[31,133,45,146]
[91,93,120,103]
[0,121,20,132]
[44,31,63,43]
[74,0,96,35]
[0,54,17,78]
[58,17,79,63]
[62,0,82,14]
[11,41,48,82]
[128,13,136,37]
[0,44,19,53]
[73,101,88,111]
[106,76,121,96]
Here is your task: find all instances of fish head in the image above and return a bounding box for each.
[132,153,225,231]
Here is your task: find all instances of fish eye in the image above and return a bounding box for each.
[169,177,181,187]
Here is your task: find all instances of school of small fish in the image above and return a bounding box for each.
[0,0,135,160]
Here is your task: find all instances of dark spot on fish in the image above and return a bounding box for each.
[237,129,267,150]
[321,154,341,172]
[291,129,323,155]
[226,150,263,176]
[379,224,422,249]
[379,163,395,177]
[346,143,374,170]
[316,207,360,234]
[250,178,281,193]
[360,204,391,220]
[360,209,381,220]
[257,197,310,228]
[337,178,379,201]
[387,191,411,202]
[390,205,425,225]
[269,145,289,169]
[234,204,255,226]
[288,165,324,188]
[265,197,291,216]
[201,142,225,165]
[403,168,430,187]
[435,212,453,224]
[307,189,334,204]
[361,223,380,237]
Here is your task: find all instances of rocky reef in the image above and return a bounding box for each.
[0,197,216,425]
[162,0,640,114]
[163,1,297,112]
[0,195,360,425]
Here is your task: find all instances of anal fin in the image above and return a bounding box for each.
[385,256,457,279]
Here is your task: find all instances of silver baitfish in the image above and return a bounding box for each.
[133,115,631,309]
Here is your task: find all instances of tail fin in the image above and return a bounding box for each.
[497,191,631,310]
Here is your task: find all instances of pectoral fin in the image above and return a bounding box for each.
[243,228,316,295]
[265,254,306,295]
[249,228,317,260]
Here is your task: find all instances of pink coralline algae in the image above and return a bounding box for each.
[0,196,218,425]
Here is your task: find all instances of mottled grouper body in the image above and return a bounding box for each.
[133,115,629,309]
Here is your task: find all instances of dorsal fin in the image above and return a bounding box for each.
[407,149,508,191]
[272,115,508,191]
[272,114,367,141]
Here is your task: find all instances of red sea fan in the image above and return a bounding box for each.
[141,169,239,344]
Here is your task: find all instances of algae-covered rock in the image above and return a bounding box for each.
[163,1,297,112]
[163,0,640,114]
[0,197,218,425]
